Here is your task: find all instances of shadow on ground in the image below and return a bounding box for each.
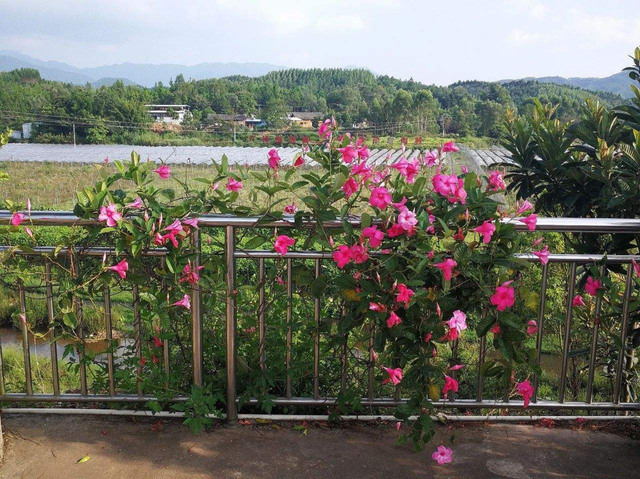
[0,414,638,478]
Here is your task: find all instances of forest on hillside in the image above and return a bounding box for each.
[0,67,626,144]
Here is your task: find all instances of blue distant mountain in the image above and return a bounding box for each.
[501,71,635,99]
[0,50,286,88]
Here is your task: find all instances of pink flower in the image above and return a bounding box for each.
[172,294,191,310]
[268,149,281,170]
[432,174,466,204]
[294,156,305,167]
[390,158,420,183]
[490,323,501,335]
[432,173,457,197]
[448,364,465,371]
[25,227,34,239]
[491,281,515,311]
[434,258,457,281]
[153,165,171,179]
[164,219,183,234]
[128,197,144,209]
[338,145,358,163]
[517,200,533,215]
[632,259,640,278]
[395,283,415,307]
[357,145,370,160]
[488,170,506,191]
[342,177,359,198]
[98,204,122,227]
[182,218,199,229]
[432,446,453,465]
[274,235,295,255]
[473,220,496,244]
[461,165,468,174]
[369,187,392,209]
[369,302,387,313]
[447,310,467,332]
[108,259,129,279]
[284,203,298,214]
[526,320,538,336]
[442,141,459,153]
[179,262,204,285]
[318,119,332,139]
[424,149,439,167]
[161,219,184,247]
[585,277,601,296]
[226,178,243,192]
[387,223,405,238]
[520,214,538,231]
[349,244,369,264]
[333,245,352,269]
[442,374,459,398]
[10,212,25,226]
[572,295,585,307]
[382,367,403,385]
[362,225,384,248]
[387,311,402,328]
[533,245,550,265]
[516,379,534,408]
[153,336,163,348]
[397,208,418,231]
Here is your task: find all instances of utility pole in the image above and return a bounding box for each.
[72,123,76,147]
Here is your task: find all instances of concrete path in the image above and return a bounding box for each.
[0,415,638,478]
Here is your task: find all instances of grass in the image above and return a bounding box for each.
[1,345,84,394]
[0,150,479,210]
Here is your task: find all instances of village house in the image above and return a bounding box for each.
[207,113,266,130]
[285,112,323,129]
[145,104,190,124]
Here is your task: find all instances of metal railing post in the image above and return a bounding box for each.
[191,230,203,388]
[225,226,238,424]
[19,285,33,395]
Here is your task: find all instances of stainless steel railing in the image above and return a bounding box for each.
[1,211,640,422]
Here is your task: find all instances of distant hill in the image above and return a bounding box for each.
[0,54,94,85]
[83,62,288,87]
[501,71,635,99]
[91,77,139,88]
[0,50,286,88]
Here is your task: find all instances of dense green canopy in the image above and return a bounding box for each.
[0,67,624,143]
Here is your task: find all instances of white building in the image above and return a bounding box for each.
[10,123,33,140]
[145,105,190,124]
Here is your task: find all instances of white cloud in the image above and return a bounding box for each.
[507,29,546,45]
[569,11,640,45]
[503,0,547,20]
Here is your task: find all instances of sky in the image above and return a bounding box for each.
[0,0,638,85]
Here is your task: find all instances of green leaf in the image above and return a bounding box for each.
[361,212,372,229]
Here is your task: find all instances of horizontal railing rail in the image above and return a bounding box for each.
[0,211,639,423]
[3,211,640,232]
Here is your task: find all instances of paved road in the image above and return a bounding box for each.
[1,414,637,478]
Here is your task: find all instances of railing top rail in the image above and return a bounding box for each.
[2,211,640,233]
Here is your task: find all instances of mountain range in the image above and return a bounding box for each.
[0,50,286,88]
[0,50,635,97]
[500,72,635,99]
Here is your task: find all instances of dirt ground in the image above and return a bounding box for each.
[0,414,639,478]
